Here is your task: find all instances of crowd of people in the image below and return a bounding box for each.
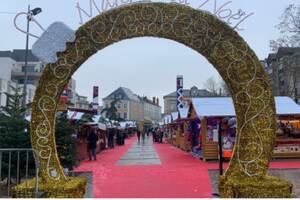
[151,127,164,143]
[75,125,135,161]
[75,124,166,161]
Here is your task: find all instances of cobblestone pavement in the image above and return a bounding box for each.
[208,168,300,197]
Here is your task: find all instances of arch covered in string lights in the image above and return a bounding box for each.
[30,2,291,197]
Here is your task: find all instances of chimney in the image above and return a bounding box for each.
[156,97,159,106]
[153,97,156,104]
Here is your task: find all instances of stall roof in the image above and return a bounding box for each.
[163,115,172,124]
[84,122,107,130]
[119,121,136,128]
[275,96,300,115]
[178,107,189,119]
[191,96,300,117]
[93,115,100,123]
[98,123,106,130]
[67,111,84,120]
[171,111,178,121]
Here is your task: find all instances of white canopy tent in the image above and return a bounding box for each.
[67,111,85,120]
[171,111,178,121]
[163,115,172,124]
[191,96,300,118]
[178,107,189,119]
[119,121,136,129]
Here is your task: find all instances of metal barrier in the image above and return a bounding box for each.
[0,148,39,198]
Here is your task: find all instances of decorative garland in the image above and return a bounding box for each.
[30,2,291,197]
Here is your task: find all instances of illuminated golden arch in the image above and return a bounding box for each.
[30,2,291,197]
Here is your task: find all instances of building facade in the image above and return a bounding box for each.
[163,86,213,114]
[139,96,161,123]
[0,50,38,106]
[102,87,161,123]
[0,49,89,110]
[103,87,143,122]
[264,47,300,103]
[67,78,77,106]
[74,93,90,110]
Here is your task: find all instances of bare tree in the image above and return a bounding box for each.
[203,76,219,96]
[279,53,300,103]
[270,4,300,51]
[219,79,230,96]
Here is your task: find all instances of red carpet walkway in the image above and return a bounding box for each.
[75,136,212,198]
[75,136,300,198]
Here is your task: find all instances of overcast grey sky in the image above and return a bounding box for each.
[0,0,298,108]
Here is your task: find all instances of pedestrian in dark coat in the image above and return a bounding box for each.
[137,130,141,143]
[87,128,99,161]
[108,128,115,148]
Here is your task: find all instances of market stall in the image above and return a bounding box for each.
[177,107,191,152]
[273,97,300,158]
[189,96,300,161]
[163,115,173,144]
[75,122,107,163]
[171,111,180,147]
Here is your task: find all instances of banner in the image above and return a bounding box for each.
[176,75,183,110]
[93,86,99,114]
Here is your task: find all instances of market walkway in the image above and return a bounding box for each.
[118,137,161,165]
[75,136,213,198]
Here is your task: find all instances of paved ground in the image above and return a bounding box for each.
[118,138,161,165]
[75,136,300,198]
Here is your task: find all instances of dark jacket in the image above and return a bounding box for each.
[87,131,99,149]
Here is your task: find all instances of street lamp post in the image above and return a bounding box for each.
[21,6,42,107]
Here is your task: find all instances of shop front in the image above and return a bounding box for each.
[189,96,300,161]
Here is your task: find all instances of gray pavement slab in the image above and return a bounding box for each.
[117,137,161,166]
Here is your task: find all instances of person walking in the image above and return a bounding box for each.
[152,129,156,142]
[108,128,115,148]
[159,128,164,143]
[141,130,146,144]
[137,129,141,144]
[87,128,99,161]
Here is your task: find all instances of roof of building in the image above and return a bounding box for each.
[163,86,213,98]
[138,96,160,106]
[277,47,300,58]
[103,87,140,101]
[191,96,300,118]
[0,49,39,62]
[266,53,277,64]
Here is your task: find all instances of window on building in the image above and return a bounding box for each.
[22,65,35,72]
[124,112,127,119]
[117,112,120,118]
[28,89,32,100]
[117,104,121,109]
[124,103,127,109]
[27,79,35,84]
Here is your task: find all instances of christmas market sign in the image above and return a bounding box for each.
[28,2,292,198]
[76,0,254,31]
